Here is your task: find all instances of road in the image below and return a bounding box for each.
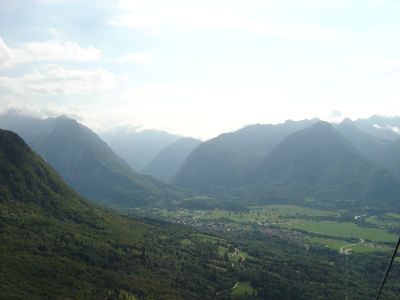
[231,282,240,290]
[339,238,364,254]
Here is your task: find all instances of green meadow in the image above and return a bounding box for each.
[147,204,400,253]
[231,281,257,296]
[285,220,397,243]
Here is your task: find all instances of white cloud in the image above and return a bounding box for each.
[110,0,337,40]
[111,52,153,63]
[0,37,101,68]
[373,124,400,134]
[20,40,101,62]
[0,38,15,68]
[0,66,116,96]
[351,57,400,67]
[112,82,312,139]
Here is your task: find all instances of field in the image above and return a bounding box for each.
[305,236,391,253]
[145,204,400,254]
[231,281,257,296]
[285,220,397,242]
[197,204,339,224]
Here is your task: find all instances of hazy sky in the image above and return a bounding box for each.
[1,0,400,139]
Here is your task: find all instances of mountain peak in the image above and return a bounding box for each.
[311,120,334,130]
[0,128,78,205]
[55,115,74,121]
[0,114,182,207]
[341,117,353,124]
[284,118,320,125]
[337,118,360,131]
[173,119,320,192]
[260,120,361,184]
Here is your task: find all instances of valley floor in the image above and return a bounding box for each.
[130,203,400,299]
[140,204,399,254]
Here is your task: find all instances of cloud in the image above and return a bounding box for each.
[0,37,101,68]
[109,0,336,40]
[351,57,400,67]
[20,40,101,62]
[0,66,116,95]
[328,110,344,123]
[111,52,153,63]
[0,38,14,68]
[330,110,343,118]
[113,82,320,139]
[373,124,400,134]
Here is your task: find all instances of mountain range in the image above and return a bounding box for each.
[2,128,396,299]
[2,111,400,212]
[100,126,182,170]
[0,128,239,299]
[353,115,400,141]
[250,121,400,209]
[172,119,319,193]
[173,117,400,211]
[0,112,181,208]
[141,137,202,182]
[335,118,390,162]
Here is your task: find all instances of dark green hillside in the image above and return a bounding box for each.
[141,137,201,182]
[172,119,318,194]
[0,112,182,208]
[1,129,399,299]
[0,129,237,299]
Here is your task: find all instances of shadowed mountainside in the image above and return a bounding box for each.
[0,112,182,208]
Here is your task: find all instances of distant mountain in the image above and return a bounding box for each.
[172,119,319,193]
[251,121,400,208]
[141,137,202,182]
[0,112,182,207]
[100,127,182,170]
[335,118,390,162]
[0,129,242,299]
[260,121,369,183]
[377,139,400,179]
[0,110,52,143]
[354,115,400,141]
[1,127,399,299]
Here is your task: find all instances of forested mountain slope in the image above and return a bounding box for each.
[0,129,237,299]
[0,112,182,208]
[1,130,399,299]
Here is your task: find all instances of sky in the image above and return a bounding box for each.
[1,0,400,139]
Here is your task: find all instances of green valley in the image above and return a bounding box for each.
[2,128,400,299]
[141,204,400,254]
[3,0,400,298]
